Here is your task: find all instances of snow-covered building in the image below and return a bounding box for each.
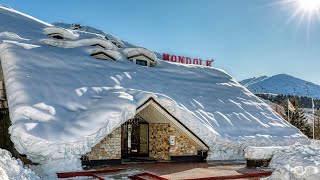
[0,5,310,178]
[44,26,78,40]
[123,48,158,67]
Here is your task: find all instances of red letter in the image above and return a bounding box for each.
[206,60,214,67]
[178,56,184,63]
[199,59,203,66]
[193,59,199,65]
[171,55,177,62]
[186,57,191,64]
[163,54,170,61]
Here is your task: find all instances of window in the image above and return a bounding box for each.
[136,60,147,66]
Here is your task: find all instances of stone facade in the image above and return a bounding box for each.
[169,126,200,156]
[85,127,121,160]
[149,123,170,160]
[85,123,202,161]
[149,123,201,160]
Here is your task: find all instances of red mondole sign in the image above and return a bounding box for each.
[162,54,214,67]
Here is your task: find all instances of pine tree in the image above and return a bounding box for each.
[283,97,312,138]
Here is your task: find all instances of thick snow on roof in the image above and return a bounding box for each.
[0,5,309,176]
[43,26,79,40]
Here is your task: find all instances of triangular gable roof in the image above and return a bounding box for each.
[90,52,116,60]
[90,44,106,49]
[136,97,209,150]
[127,53,154,62]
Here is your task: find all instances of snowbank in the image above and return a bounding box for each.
[268,144,320,180]
[244,142,320,180]
[244,146,289,160]
[0,149,40,180]
[0,5,309,178]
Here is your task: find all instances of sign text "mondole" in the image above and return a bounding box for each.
[162,54,214,67]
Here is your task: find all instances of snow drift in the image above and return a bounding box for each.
[0,148,40,180]
[0,5,309,177]
[267,144,320,179]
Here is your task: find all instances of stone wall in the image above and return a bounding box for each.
[85,127,121,160]
[149,123,170,160]
[85,122,202,161]
[169,126,200,156]
[149,123,201,160]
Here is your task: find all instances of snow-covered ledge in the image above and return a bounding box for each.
[244,146,290,160]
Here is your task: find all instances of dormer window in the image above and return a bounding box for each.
[71,24,82,30]
[90,44,106,49]
[136,60,147,66]
[123,48,158,67]
[90,49,122,61]
[90,52,115,61]
[43,27,78,41]
[47,33,64,39]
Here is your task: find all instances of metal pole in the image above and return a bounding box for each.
[313,112,315,140]
[288,100,290,123]
[313,98,315,140]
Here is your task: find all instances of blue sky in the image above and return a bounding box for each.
[1,0,319,84]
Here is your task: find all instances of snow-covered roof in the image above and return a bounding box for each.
[90,49,124,61]
[122,47,158,67]
[0,5,309,176]
[44,26,79,40]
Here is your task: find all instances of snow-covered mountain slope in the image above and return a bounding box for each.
[241,74,320,99]
[0,5,308,177]
[240,75,268,87]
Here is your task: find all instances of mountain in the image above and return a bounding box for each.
[240,74,320,99]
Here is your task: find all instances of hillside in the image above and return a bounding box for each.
[241,74,320,99]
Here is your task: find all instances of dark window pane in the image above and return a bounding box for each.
[136,60,147,66]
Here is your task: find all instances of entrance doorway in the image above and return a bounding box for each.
[121,117,149,158]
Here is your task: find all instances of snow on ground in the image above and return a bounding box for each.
[268,142,320,180]
[0,148,40,180]
[244,141,320,180]
[0,5,310,178]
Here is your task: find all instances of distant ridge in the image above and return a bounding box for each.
[240,74,320,99]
